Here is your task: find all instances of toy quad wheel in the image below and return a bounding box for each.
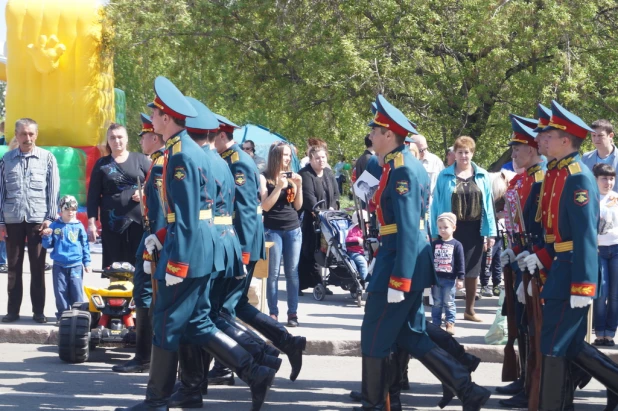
[313,283,326,301]
[58,309,91,363]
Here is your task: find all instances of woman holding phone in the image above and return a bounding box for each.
[260,142,303,327]
[298,145,340,294]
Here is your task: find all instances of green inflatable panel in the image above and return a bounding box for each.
[0,146,87,205]
[115,88,127,126]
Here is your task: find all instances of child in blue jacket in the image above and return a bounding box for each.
[42,195,91,324]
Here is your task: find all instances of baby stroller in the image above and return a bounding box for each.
[311,200,365,307]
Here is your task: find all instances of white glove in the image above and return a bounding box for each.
[516,282,526,304]
[524,253,543,273]
[527,281,533,297]
[235,265,248,280]
[570,296,593,309]
[500,249,515,268]
[165,274,183,287]
[387,288,405,303]
[145,234,163,254]
[515,251,530,272]
[143,261,152,275]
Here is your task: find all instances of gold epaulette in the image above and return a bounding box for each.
[153,155,165,166]
[568,162,582,175]
[231,151,240,163]
[221,149,235,160]
[393,152,404,168]
[171,141,182,156]
[534,169,545,183]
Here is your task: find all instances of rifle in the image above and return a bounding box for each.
[501,199,520,382]
[514,197,542,411]
[137,177,158,307]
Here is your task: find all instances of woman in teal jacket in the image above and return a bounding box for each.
[430,136,497,322]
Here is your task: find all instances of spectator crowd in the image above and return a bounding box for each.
[1,115,618,342]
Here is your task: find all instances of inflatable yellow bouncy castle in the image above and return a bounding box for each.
[5,0,115,148]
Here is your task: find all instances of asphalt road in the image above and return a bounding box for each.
[0,343,607,410]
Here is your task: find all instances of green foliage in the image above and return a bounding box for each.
[107,0,618,167]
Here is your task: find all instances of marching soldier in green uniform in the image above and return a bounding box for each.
[112,113,165,374]
[522,100,618,409]
[117,77,274,411]
[168,97,280,409]
[355,94,490,411]
[207,114,307,384]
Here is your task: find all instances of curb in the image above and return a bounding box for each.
[3,326,618,364]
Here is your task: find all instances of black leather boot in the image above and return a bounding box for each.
[418,347,490,411]
[200,347,211,395]
[222,324,282,371]
[605,389,618,411]
[563,364,575,411]
[249,312,306,381]
[571,363,592,390]
[204,330,276,411]
[113,307,152,373]
[352,356,390,411]
[498,390,528,409]
[207,359,235,386]
[168,344,203,409]
[400,353,410,390]
[573,342,618,395]
[496,333,527,395]
[388,348,407,411]
[221,311,280,358]
[115,345,178,410]
[427,321,481,372]
[539,355,568,411]
[437,345,481,408]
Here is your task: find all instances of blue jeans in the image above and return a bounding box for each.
[594,245,618,338]
[266,227,301,317]
[431,277,457,325]
[347,251,368,280]
[52,264,84,320]
[0,241,6,265]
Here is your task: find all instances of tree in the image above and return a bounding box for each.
[107,0,618,167]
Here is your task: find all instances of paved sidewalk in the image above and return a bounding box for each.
[0,343,609,410]
[0,251,616,363]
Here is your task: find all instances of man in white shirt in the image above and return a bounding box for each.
[414,134,445,193]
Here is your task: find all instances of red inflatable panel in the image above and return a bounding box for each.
[74,145,102,194]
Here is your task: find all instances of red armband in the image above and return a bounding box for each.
[388,276,411,292]
[166,261,188,278]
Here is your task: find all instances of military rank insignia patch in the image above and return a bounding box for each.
[155,178,163,188]
[174,166,186,181]
[54,228,62,235]
[574,189,589,206]
[396,180,409,195]
[235,172,246,186]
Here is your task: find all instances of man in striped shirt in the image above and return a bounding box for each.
[0,118,59,323]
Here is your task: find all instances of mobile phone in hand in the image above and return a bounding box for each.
[284,172,293,178]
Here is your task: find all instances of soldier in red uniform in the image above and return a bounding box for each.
[523,100,618,409]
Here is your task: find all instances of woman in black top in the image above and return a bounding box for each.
[259,142,303,327]
[87,124,151,268]
[298,145,340,292]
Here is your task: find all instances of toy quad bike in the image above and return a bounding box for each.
[58,262,136,363]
